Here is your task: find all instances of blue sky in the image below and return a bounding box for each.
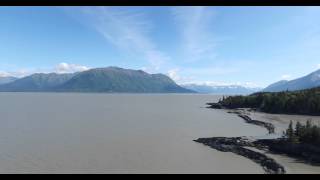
[0,6,320,88]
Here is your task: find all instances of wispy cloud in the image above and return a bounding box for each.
[181,67,238,78]
[67,7,237,85]
[166,66,239,84]
[281,74,292,80]
[167,68,181,82]
[0,71,11,77]
[75,7,170,72]
[0,69,34,78]
[55,62,89,74]
[172,6,217,62]
[0,62,90,78]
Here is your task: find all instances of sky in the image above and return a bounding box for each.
[0,6,320,88]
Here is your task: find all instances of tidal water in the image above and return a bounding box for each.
[0,93,270,173]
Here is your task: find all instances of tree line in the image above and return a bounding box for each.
[284,120,320,145]
[218,87,320,115]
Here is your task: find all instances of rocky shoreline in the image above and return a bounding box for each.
[207,103,275,134]
[194,102,284,174]
[194,137,286,174]
[233,113,275,134]
[199,102,320,174]
[255,139,320,165]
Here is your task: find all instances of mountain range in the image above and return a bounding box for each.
[3,67,320,94]
[181,83,261,95]
[0,67,194,93]
[263,69,320,92]
[0,76,18,85]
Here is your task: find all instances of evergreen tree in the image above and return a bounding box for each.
[283,120,320,145]
[295,121,303,142]
[286,121,295,142]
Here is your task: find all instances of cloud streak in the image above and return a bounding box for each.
[172,6,217,62]
[77,7,170,72]
[66,7,240,85]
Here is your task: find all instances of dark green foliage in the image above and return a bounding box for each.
[285,121,299,143]
[284,120,320,145]
[295,122,304,138]
[219,87,320,115]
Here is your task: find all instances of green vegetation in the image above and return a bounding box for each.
[219,87,320,115]
[284,120,320,146]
